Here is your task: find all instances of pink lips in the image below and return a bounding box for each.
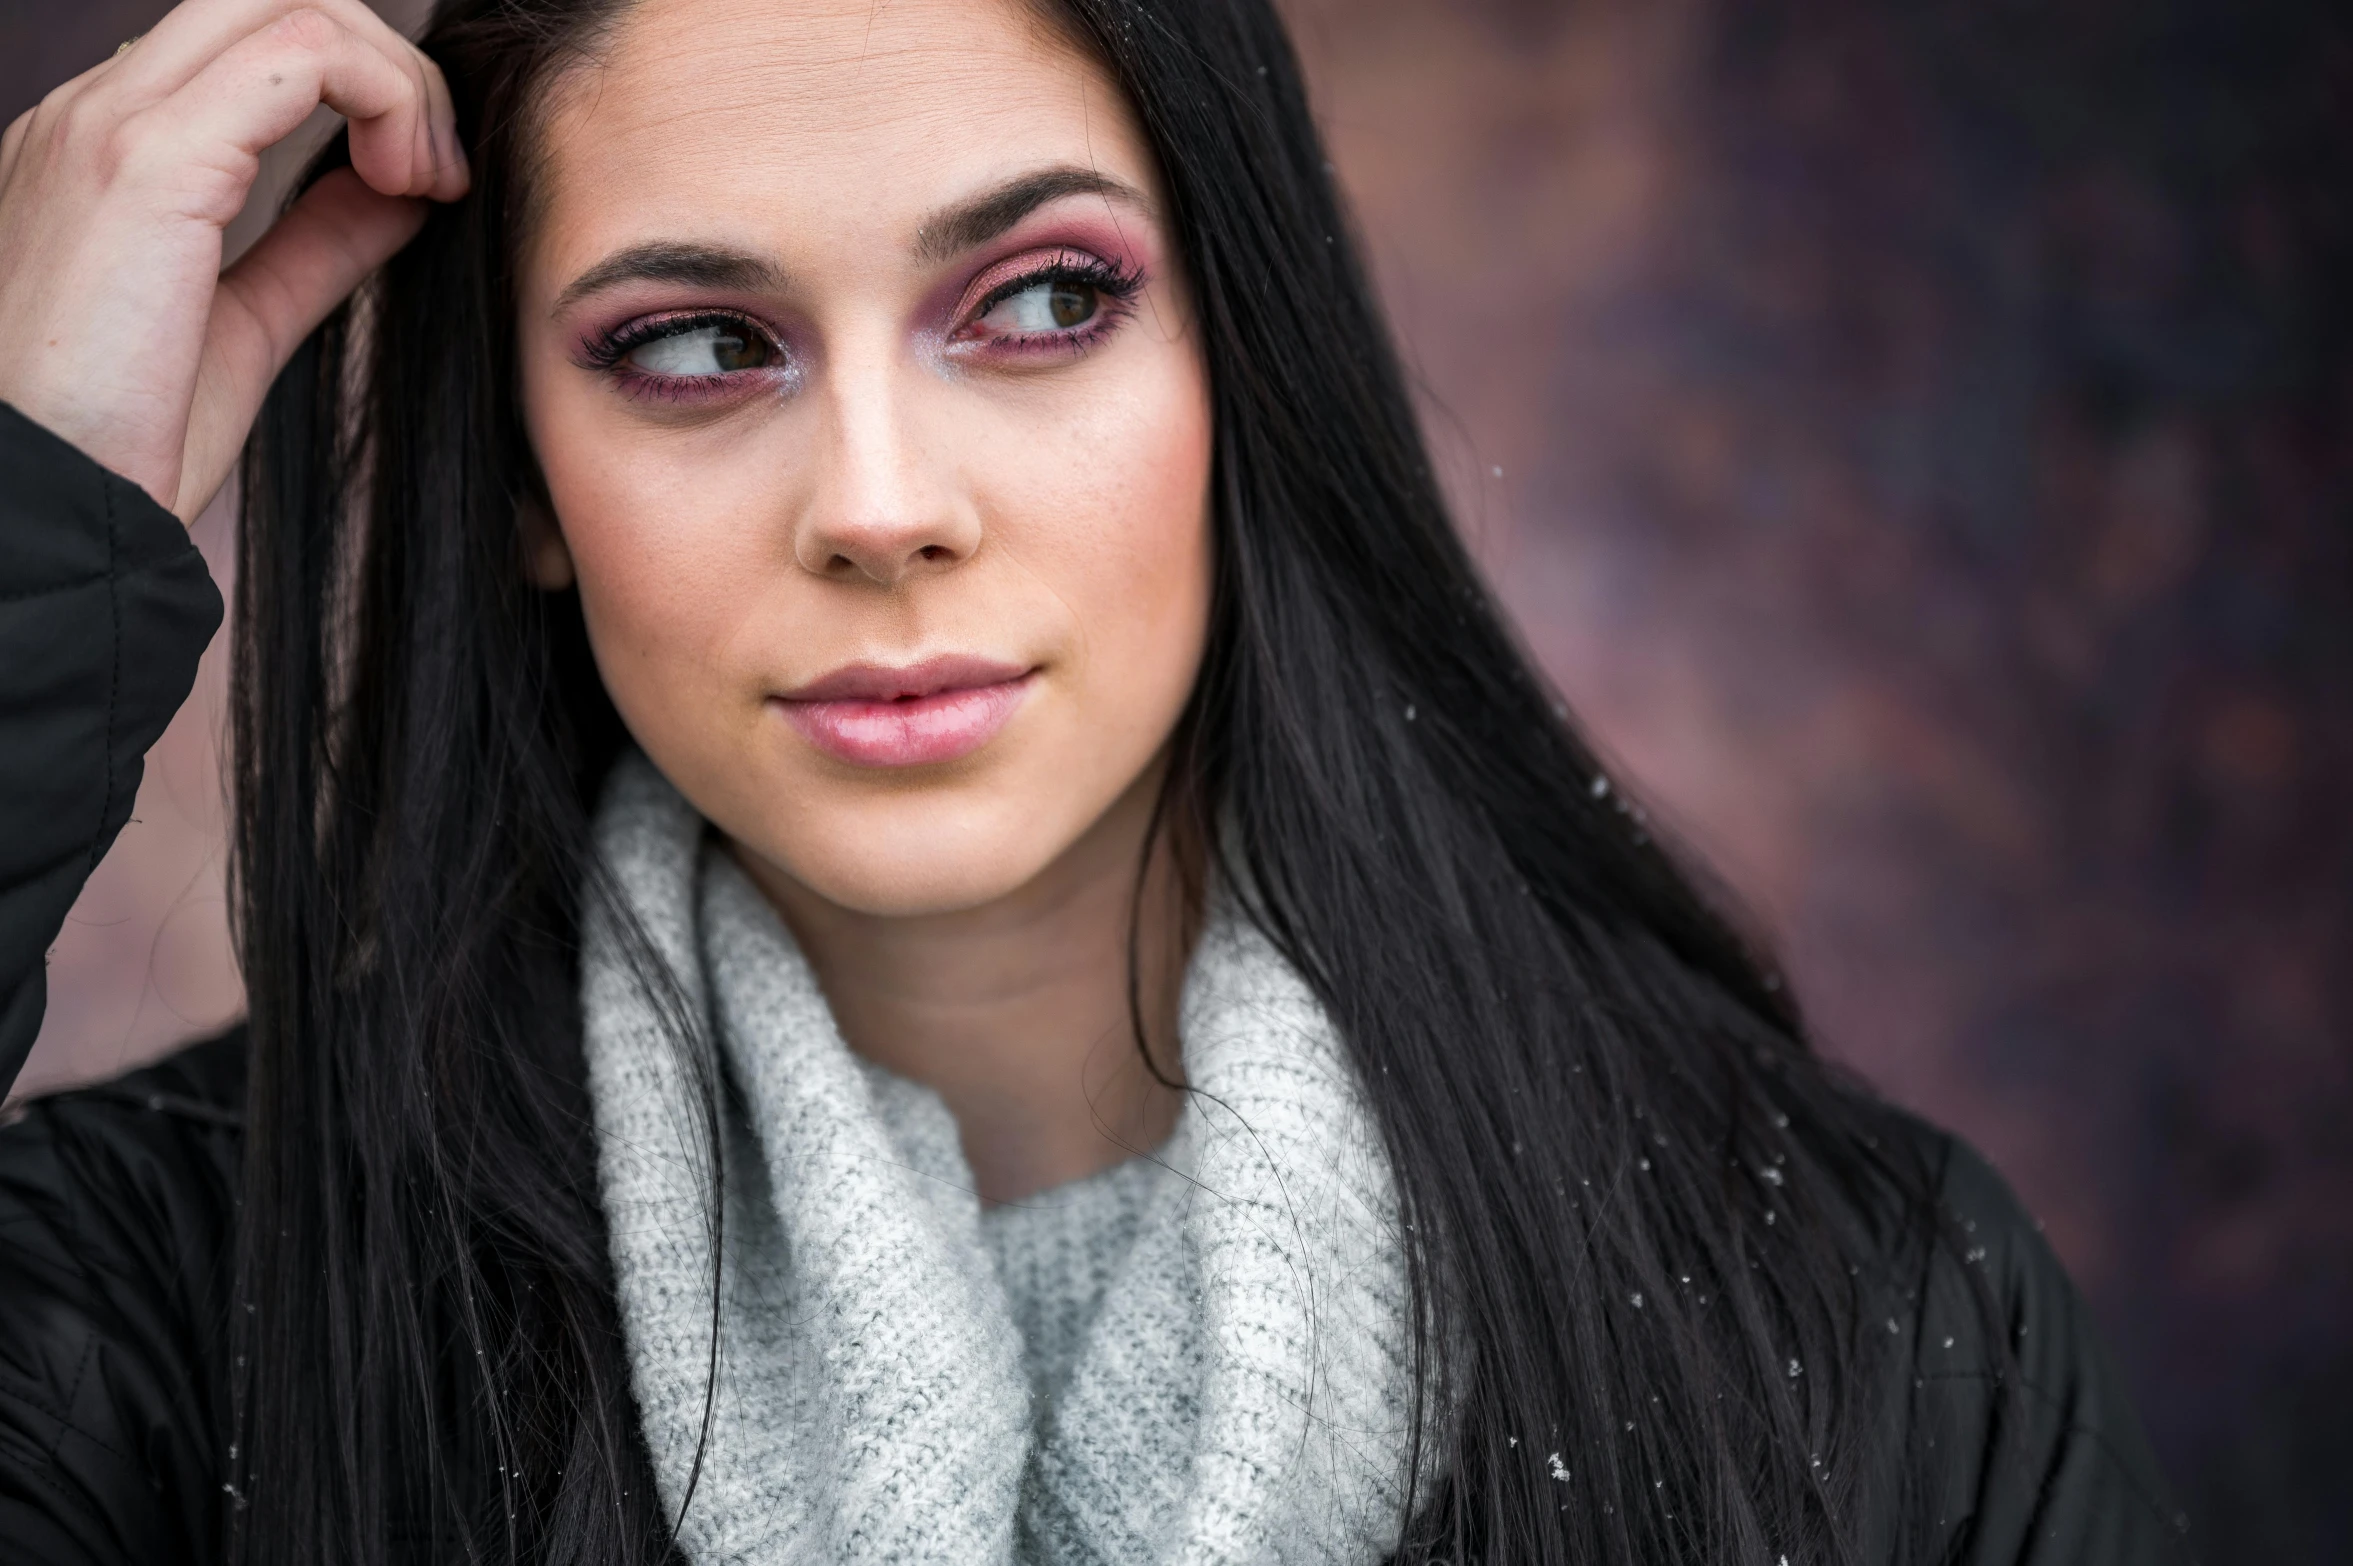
[773,655,1034,768]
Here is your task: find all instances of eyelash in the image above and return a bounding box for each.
[959,252,1146,353]
[578,308,762,376]
[580,253,1148,403]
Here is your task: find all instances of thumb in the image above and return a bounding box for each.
[176,168,429,520]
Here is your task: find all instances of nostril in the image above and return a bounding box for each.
[919,545,947,561]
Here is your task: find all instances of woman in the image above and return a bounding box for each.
[0,0,2187,1561]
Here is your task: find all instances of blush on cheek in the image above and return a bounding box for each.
[1064,376,1215,730]
[1117,370,1215,588]
[537,450,771,745]
[538,404,772,628]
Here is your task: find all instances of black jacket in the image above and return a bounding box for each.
[0,402,2193,1562]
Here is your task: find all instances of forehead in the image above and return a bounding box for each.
[530,0,1149,271]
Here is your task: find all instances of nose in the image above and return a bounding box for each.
[792,350,980,587]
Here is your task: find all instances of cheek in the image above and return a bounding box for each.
[1006,368,1216,723]
[512,311,1213,918]
[521,365,781,706]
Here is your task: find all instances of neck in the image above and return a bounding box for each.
[731,772,1193,1206]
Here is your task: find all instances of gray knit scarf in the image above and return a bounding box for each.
[581,754,1422,1565]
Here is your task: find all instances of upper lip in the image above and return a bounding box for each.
[779,654,1032,703]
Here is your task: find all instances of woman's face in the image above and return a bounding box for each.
[517,0,1213,916]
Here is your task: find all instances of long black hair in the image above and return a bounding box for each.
[232,0,1964,1560]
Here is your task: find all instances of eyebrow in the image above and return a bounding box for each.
[551,243,786,315]
[913,167,1148,265]
[550,167,1148,315]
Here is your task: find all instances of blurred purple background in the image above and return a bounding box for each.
[7,0,2347,1557]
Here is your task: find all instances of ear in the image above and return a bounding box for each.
[517,493,576,590]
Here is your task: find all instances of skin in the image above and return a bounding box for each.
[0,0,464,519]
[0,0,1214,1203]
[527,0,1213,1199]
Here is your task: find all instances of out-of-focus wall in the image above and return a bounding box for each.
[6,0,2347,1559]
[1279,2,2351,1556]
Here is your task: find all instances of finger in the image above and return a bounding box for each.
[419,54,468,200]
[0,109,27,188]
[106,0,462,191]
[109,0,428,112]
[6,45,128,168]
[175,167,425,518]
[146,8,437,199]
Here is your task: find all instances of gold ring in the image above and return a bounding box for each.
[115,34,144,57]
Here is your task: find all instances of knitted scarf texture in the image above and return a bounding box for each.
[581,755,1423,1565]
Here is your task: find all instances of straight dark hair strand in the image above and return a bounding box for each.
[229,0,1987,1561]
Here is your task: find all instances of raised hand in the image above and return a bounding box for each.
[0,0,467,522]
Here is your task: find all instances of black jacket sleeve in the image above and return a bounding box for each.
[1892,1131,2195,1565]
[0,1030,243,1566]
[0,402,224,1097]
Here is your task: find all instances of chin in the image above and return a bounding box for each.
[738,788,1091,919]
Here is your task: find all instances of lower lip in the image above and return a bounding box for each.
[774,674,1033,768]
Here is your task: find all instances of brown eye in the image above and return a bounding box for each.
[711,327,771,371]
[982,277,1103,335]
[627,320,776,377]
[1048,282,1095,328]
